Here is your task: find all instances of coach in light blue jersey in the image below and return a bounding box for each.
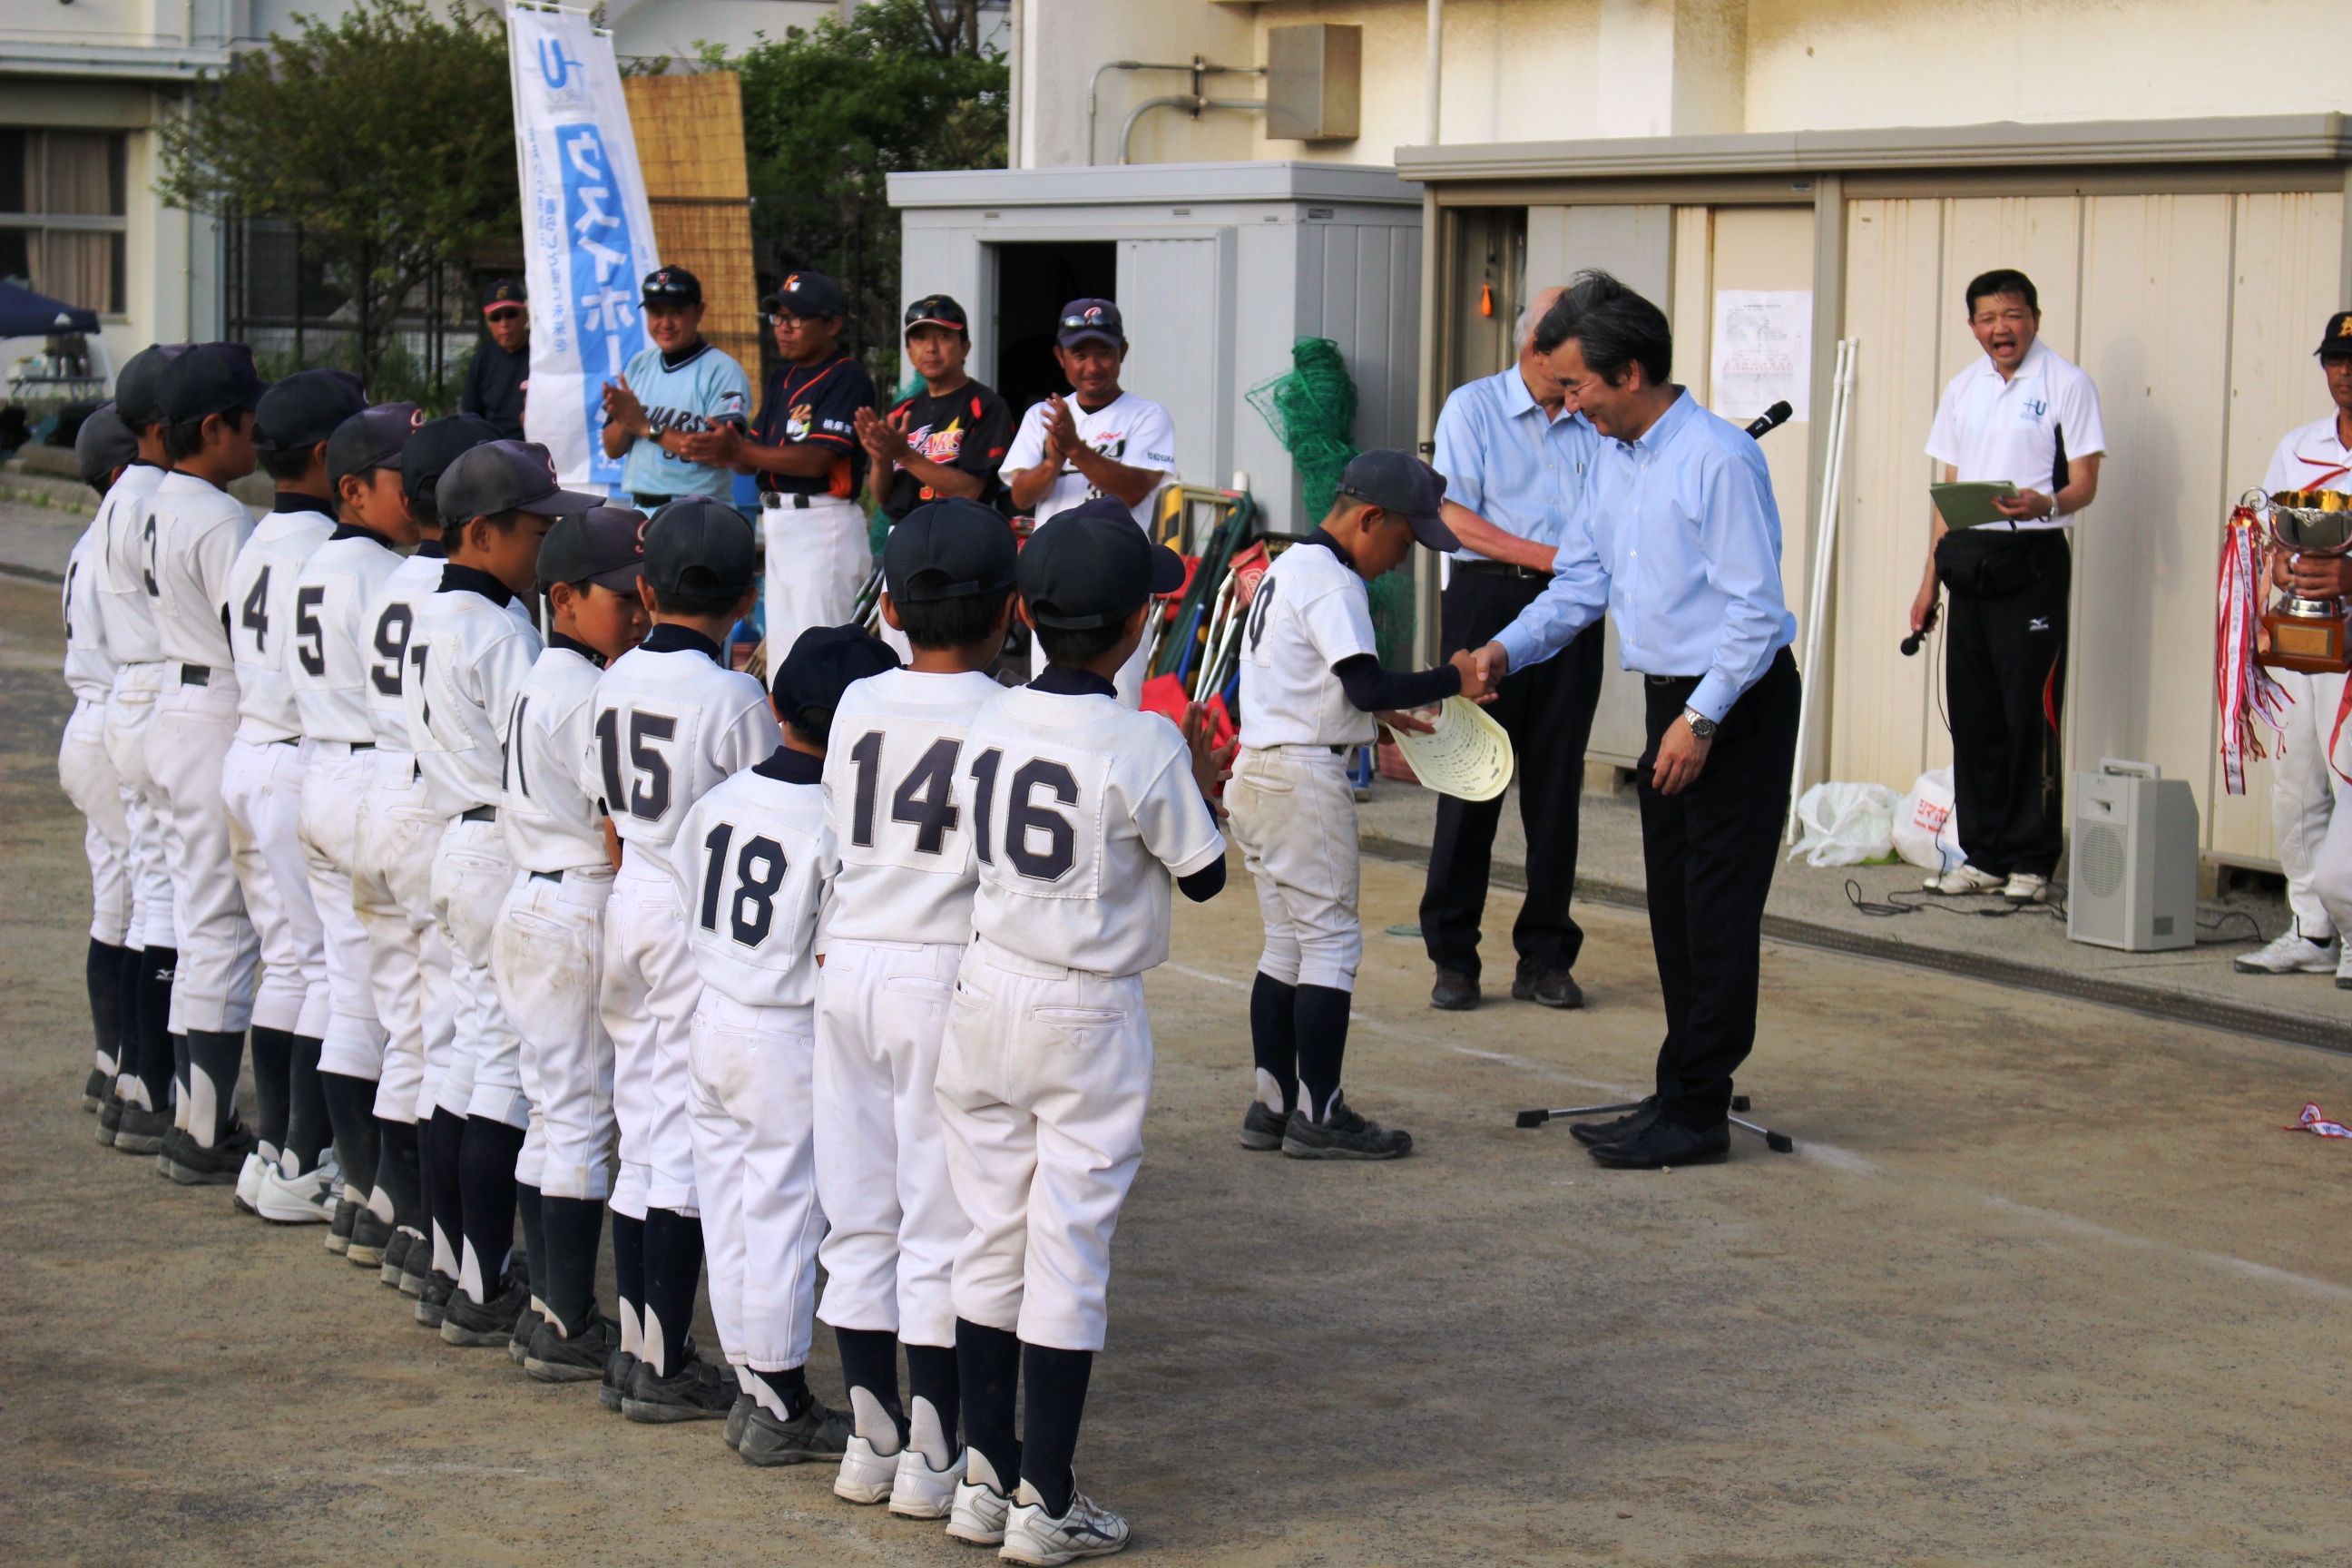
[601,266,752,508]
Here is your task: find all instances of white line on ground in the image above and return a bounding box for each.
[1981,1194,2352,1304]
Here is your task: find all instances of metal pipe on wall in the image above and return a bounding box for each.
[1117,96,1268,166]
[1426,0,1444,145]
[1089,57,1266,165]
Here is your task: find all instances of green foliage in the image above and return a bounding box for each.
[250,336,473,417]
[156,0,516,386]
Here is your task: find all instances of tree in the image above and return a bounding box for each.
[156,0,517,385]
[732,0,1006,395]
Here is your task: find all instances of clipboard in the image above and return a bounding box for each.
[1930,481,2021,529]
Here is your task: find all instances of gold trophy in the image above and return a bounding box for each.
[2259,487,2352,673]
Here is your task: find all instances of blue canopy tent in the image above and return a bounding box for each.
[0,280,101,338]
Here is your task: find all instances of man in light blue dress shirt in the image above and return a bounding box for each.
[1421,287,1607,1015]
[1472,271,1799,1171]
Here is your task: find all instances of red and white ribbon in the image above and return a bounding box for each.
[2283,1102,2352,1139]
[2216,502,2288,795]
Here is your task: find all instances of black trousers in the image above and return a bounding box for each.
[1638,648,1799,1130]
[1419,567,1606,982]
[1945,534,2069,878]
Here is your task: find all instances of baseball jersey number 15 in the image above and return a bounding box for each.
[595,708,676,820]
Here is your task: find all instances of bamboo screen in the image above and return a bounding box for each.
[622,71,763,379]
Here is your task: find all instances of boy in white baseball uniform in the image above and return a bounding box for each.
[674,626,891,1459]
[815,498,1016,1512]
[587,496,779,1417]
[406,439,596,1348]
[1228,451,1483,1161]
[146,343,267,1186]
[499,507,650,1382]
[941,501,1231,1562]
[221,369,366,1214]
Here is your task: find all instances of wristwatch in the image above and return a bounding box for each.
[1681,706,1719,740]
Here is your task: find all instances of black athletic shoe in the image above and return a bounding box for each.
[378,1229,415,1287]
[739,1399,854,1466]
[83,1067,109,1112]
[1512,960,1584,1010]
[347,1207,394,1269]
[1281,1096,1413,1161]
[325,1198,358,1255]
[622,1354,736,1423]
[723,1391,755,1451]
[1569,1096,1659,1147]
[600,1348,638,1412]
[169,1119,258,1186]
[414,1271,456,1328]
[113,1103,171,1156]
[1587,1120,1730,1170]
[1238,1102,1290,1151]
[508,1301,544,1365]
[95,1095,125,1147]
[156,1126,187,1178]
[1430,968,1480,1011]
[441,1274,529,1347]
[524,1311,617,1384]
[397,1237,436,1298]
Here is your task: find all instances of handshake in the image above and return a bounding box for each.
[1378,643,1509,739]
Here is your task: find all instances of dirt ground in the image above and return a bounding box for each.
[5,569,2352,1566]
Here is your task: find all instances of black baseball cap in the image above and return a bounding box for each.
[2318,311,2352,358]
[539,505,647,593]
[903,293,968,336]
[763,270,845,319]
[1056,299,1123,349]
[155,341,268,426]
[114,343,191,428]
[255,368,367,454]
[436,439,603,524]
[772,623,900,732]
[885,497,1017,604]
[644,495,757,600]
[327,402,425,488]
[1336,449,1460,552]
[75,403,138,490]
[481,277,527,313]
[1019,498,1184,630]
[642,267,702,308]
[403,414,503,511]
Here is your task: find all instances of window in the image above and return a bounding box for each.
[0,130,130,317]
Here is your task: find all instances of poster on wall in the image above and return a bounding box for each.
[1710,289,1812,424]
[507,3,660,489]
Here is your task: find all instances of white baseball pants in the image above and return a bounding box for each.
[60,698,132,947]
[222,737,329,1038]
[302,744,389,1079]
[149,671,260,1033]
[353,752,452,1119]
[493,866,617,1200]
[815,938,966,1348]
[937,937,1151,1353]
[103,662,177,953]
[432,815,526,1128]
[689,992,823,1373]
[2269,670,2352,938]
[1226,744,1364,992]
[601,847,704,1219]
[762,495,869,662]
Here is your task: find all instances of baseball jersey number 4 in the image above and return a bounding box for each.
[595,708,676,821]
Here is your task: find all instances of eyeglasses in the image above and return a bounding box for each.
[485,308,525,324]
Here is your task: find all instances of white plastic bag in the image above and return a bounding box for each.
[1788,781,1900,867]
[1889,767,1962,874]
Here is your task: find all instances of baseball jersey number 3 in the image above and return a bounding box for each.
[595,708,677,821]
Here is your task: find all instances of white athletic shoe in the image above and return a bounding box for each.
[2002,872,2049,904]
[946,1451,1011,1548]
[831,1435,898,1504]
[233,1152,268,1215]
[2235,926,2337,975]
[1925,864,2005,895]
[254,1163,338,1225]
[886,1445,965,1519]
[999,1480,1130,1564]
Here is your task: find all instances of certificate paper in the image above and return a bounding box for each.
[1710,290,1813,424]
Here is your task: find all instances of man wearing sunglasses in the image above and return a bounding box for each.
[461,279,531,440]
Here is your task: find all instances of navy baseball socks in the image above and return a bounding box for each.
[112,944,177,1155]
[442,1116,528,1348]
[281,1036,330,1173]
[605,1208,646,1407]
[319,1071,386,1262]
[368,1118,423,1282]
[1241,973,1299,1147]
[83,937,127,1110]
[1278,985,1414,1161]
[246,1025,291,1169]
[523,1196,615,1384]
[95,944,141,1144]
[620,1209,735,1424]
[172,1027,257,1184]
[828,1328,953,1491]
[954,1321,1093,1519]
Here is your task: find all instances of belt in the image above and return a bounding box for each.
[1256,742,1351,756]
[531,868,564,883]
[632,493,673,508]
[760,491,843,510]
[271,736,300,747]
[180,663,211,685]
[1646,674,1704,687]
[461,805,498,823]
[1454,558,1549,582]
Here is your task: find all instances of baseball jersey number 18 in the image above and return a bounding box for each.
[594,708,676,820]
[697,822,788,947]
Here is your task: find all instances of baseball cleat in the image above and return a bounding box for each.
[440,1275,530,1348]
[621,1355,736,1424]
[946,1451,1012,1546]
[414,1272,456,1328]
[887,1446,966,1520]
[169,1120,259,1186]
[94,1094,125,1147]
[830,1433,899,1497]
[232,1152,268,1214]
[397,1238,436,1298]
[1237,1102,1289,1152]
[324,1198,358,1254]
[83,1068,109,1112]
[1280,1096,1412,1161]
[723,1391,754,1451]
[113,1104,171,1156]
[741,1398,852,1467]
[346,1207,394,1269]
[378,1229,415,1285]
[1570,1096,1659,1147]
[156,1127,186,1178]
[524,1312,618,1384]
[508,1301,544,1365]
[599,1348,638,1412]
[1000,1481,1130,1564]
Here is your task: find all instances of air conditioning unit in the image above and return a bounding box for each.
[2067,760,2198,952]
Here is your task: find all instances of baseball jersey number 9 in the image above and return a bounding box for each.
[594,708,677,821]
[370,603,411,694]
[697,821,789,948]
[295,585,328,677]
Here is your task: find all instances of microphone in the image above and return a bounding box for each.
[1901,596,1941,656]
[1743,401,1794,439]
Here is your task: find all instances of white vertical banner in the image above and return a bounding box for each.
[508,4,660,489]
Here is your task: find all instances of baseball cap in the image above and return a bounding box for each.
[643,495,758,600]
[1055,299,1123,349]
[538,505,648,593]
[1336,448,1461,553]
[113,343,191,428]
[326,402,425,488]
[154,341,268,426]
[903,293,969,335]
[642,266,702,308]
[436,439,603,525]
[1019,497,1185,631]
[2318,311,2352,358]
[254,368,367,454]
[74,403,138,490]
[884,497,1017,604]
[403,414,503,511]
[762,270,846,319]
[481,277,527,313]
[772,623,900,732]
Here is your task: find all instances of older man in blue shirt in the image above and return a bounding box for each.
[1473,271,1799,1171]
[1422,286,1606,1014]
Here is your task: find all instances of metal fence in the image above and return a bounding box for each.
[223,218,486,410]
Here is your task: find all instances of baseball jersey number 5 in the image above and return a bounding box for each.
[295,584,328,676]
[697,821,789,947]
[594,708,677,821]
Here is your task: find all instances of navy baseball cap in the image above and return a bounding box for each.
[1337,448,1461,552]
[113,343,191,428]
[539,505,647,593]
[255,368,367,454]
[75,403,138,490]
[763,270,846,319]
[155,341,268,426]
[644,495,757,600]
[2318,311,2352,358]
[885,497,1017,603]
[403,415,503,511]
[481,277,527,313]
[772,623,899,732]
[326,402,425,488]
[642,267,702,308]
[436,439,603,525]
[1019,498,1184,631]
[1056,299,1123,349]
[903,293,968,335]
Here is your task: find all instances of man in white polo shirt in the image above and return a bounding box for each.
[1908,269,2104,906]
